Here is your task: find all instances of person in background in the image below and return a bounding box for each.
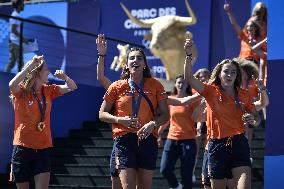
[9,55,77,189]
[96,34,122,189]
[184,37,260,189]
[236,58,269,160]
[224,2,267,83]
[158,74,202,189]
[250,2,267,40]
[6,0,30,72]
[192,68,211,182]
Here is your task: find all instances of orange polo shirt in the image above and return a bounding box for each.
[246,80,259,102]
[12,84,62,149]
[167,100,198,140]
[238,31,267,62]
[104,78,168,139]
[201,84,255,139]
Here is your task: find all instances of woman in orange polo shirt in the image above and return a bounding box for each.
[99,46,169,189]
[9,55,77,189]
[224,2,267,66]
[158,74,201,189]
[184,38,260,189]
[237,58,269,157]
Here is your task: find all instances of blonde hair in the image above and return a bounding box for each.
[194,68,211,80]
[9,60,45,104]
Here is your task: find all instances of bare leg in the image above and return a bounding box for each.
[227,178,237,189]
[119,168,137,189]
[136,168,154,189]
[204,185,212,189]
[232,166,251,189]
[16,182,29,189]
[34,172,50,189]
[112,176,123,189]
[210,178,227,189]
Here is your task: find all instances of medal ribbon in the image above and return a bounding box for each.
[32,86,46,123]
[128,79,144,118]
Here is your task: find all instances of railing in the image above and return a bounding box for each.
[0,10,144,85]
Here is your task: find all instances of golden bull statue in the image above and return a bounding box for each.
[120,0,198,80]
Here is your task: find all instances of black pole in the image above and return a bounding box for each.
[18,22,23,72]
[0,13,144,48]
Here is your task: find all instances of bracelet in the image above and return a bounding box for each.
[185,55,193,60]
[258,87,266,92]
[98,54,106,57]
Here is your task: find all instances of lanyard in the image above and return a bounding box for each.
[32,86,46,122]
[128,79,144,117]
[234,94,245,113]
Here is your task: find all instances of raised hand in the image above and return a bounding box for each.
[96,34,107,56]
[184,38,194,57]
[54,70,67,81]
[224,3,231,13]
[28,55,45,70]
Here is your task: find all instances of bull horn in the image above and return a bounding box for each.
[120,3,155,28]
[176,0,197,26]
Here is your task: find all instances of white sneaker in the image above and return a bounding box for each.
[170,183,182,189]
[192,174,197,182]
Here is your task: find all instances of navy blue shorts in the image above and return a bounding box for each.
[201,150,211,187]
[208,133,251,179]
[112,133,158,170]
[11,145,51,183]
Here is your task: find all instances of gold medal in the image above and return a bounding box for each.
[37,122,45,132]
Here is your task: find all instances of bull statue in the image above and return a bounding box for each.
[120,0,198,80]
[110,44,129,71]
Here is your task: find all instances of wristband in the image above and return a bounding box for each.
[259,87,266,91]
[185,54,193,60]
[98,54,106,57]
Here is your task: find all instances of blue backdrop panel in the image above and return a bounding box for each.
[265,155,284,189]
[65,0,101,86]
[265,60,284,155]
[264,0,284,60]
